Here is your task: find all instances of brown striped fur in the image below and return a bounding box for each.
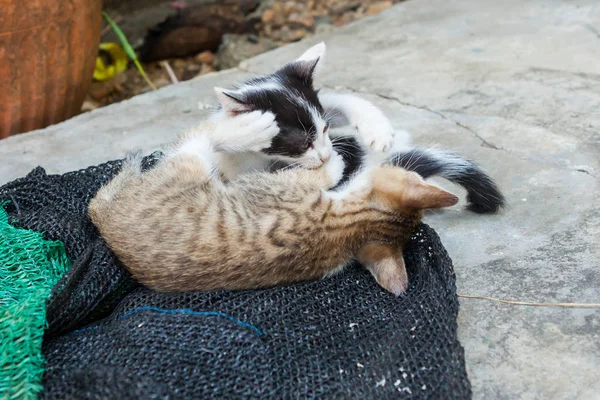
[89,123,458,295]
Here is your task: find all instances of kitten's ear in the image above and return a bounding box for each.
[296,42,326,66]
[407,181,459,210]
[372,168,458,210]
[287,42,326,83]
[214,87,252,114]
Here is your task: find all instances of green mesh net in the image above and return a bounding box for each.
[0,203,71,399]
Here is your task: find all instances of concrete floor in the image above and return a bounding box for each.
[1,0,599,398]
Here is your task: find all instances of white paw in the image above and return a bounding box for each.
[224,111,280,152]
[354,112,395,153]
[389,128,412,152]
[246,111,280,151]
[324,150,346,185]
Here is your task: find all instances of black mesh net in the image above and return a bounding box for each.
[0,154,471,399]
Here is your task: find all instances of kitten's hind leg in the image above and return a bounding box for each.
[89,151,143,221]
[93,151,143,203]
[356,243,408,295]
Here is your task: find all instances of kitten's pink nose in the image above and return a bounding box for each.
[320,152,331,163]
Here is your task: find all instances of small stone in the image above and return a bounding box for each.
[81,98,100,112]
[315,23,334,35]
[153,77,171,89]
[194,50,214,65]
[296,14,315,28]
[314,15,332,25]
[274,26,291,41]
[276,26,308,42]
[291,29,308,41]
[215,34,278,69]
[262,9,275,23]
[331,1,361,15]
[172,59,187,69]
[88,73,127,100]
[366,1,393,16]
[201,64,215,74]
[194,64,216,78]
[185,64,201,72]
[271,2,284,14]
[283,1,298,15]
[181,68,198,81]
[334,13,352,27]
[239,0,258,13]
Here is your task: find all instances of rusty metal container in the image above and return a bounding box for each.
[0,0,102,138]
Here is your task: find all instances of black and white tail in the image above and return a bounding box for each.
[332,137,505,214]
[387,147,505,214]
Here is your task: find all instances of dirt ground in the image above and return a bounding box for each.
[84,0,403,112]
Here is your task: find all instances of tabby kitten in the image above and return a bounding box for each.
[89,123,458,295]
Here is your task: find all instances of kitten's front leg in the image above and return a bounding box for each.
[207,111,280,153]
[319,91,397,153]
[285,150,346,189]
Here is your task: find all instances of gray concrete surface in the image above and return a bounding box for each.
[1,0,599,398]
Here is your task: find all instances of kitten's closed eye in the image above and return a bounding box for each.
[323,123,329,133]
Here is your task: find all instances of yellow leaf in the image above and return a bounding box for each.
[93,43,129,82]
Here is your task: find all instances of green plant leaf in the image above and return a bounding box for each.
[102,12,156,90]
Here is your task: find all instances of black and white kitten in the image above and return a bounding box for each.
[204,42,505,213]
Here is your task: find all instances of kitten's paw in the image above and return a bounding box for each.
[354,112,395,153]
[324,150,346,186]
[243,111,280,151]
[210,110,279,152]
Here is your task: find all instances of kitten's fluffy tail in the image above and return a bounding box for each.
[89,151,143,221]
[386,147,506,214]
